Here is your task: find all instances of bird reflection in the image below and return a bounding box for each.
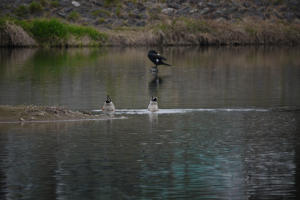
[148,72,163,94]
[148,112,158,131]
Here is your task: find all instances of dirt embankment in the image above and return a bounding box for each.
[0,105,116,123]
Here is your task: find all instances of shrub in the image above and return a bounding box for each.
[15,5,28,16]
[40,0,47,6]
[0,17,108,44]
[115,6,121,17]
[68,11,80,21]
[31,18,68,41]
[50,0,59,7]
[98,18,106,23]
[29,1,43,13]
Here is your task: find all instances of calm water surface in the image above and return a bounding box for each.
[0,46,300,199]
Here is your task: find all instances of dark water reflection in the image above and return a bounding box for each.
[1,46,300,199]
[1,46,300,110]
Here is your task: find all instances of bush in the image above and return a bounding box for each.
[115,6,121,17]
[50,0,59,7]
[15,5,28,16]
[68,11,80,21]
[98,18,106,23]
[30,18,107,42]
[29,1,43,13]
[40,0,47,6]
[31,18,68,41]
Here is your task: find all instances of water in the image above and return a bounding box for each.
[1,46,300,199]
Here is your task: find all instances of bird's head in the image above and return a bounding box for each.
[106,95,112,103]
[151,96,158,102]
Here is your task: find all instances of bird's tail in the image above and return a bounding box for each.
[162,61,172,66]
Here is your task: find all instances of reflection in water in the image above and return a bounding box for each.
[0,111,299,199]
[148,72,163,95]
[1,46,300,110]
[1,46,300,199]
[148,112,158,131]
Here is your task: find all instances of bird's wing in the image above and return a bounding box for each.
[148,53,167,61]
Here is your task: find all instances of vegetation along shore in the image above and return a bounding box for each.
[0,0,300,47]
[0,105,122,123]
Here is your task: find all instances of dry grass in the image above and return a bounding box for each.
[1,16,299,47]
[0,21,37,46]
[107,17,300,46]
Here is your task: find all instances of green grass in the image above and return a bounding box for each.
[104,0,121,7]
[15,5,28,16]
[31,18,68,41]
[0,17,7,31]
[29,1,43,13]
[98,18,106,23]
[32,18,107,42]
[68,11,80,21]
[92,9,111,17]
[0,17,107,45]
[50,0,59,7]
[115,6,121,17]
[40,0,47,6]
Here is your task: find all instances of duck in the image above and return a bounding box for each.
[148,96,159,112]
[148,50,171,72]
[102,95,115,111]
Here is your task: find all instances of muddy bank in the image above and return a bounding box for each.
[0,105,119,123]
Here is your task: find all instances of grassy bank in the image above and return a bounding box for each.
[109,17,300,46]
[0,17,108,47]
[1,16,300,47]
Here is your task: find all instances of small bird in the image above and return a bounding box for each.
[148,50,171,72]
[102,95,115,111]
[148,96,159,112]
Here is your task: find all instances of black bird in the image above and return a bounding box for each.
[148,50,171,72]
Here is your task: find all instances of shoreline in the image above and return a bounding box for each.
[1,0,300,47]
[1,17,300,47]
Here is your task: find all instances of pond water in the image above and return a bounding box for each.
[0,46,300,199]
